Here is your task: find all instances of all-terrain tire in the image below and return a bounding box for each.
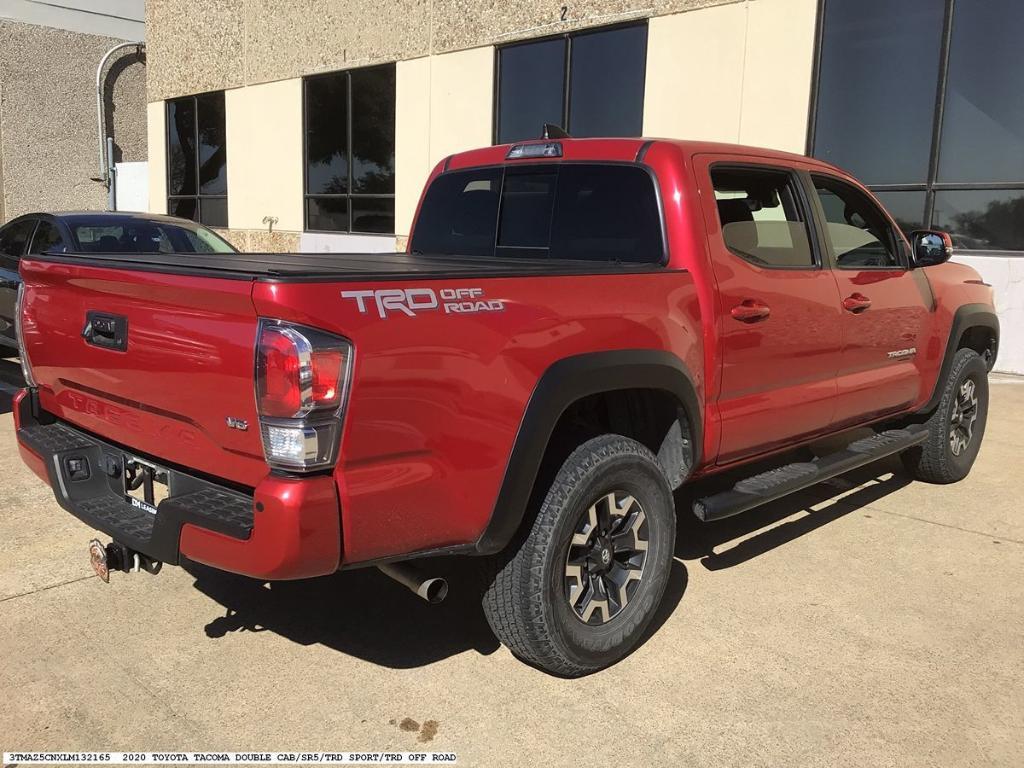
[482,435,676,677]
[901,348,989,484]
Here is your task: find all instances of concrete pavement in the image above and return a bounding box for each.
[1,360,1021,766]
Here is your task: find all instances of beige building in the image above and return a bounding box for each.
[144,0,819,252]
[0,1,147,222]
[143,0,1023,263]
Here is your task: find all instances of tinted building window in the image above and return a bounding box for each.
[166,91,227,227]
[305,64,395,234]
[568,25,647,139]
[937,0,1024,184]
[410,164,663,263]
[497,40,565,145]
[932,190,1024,253]
[811,0,943,185]
[811,0,1024,255]
[496,23,648,143]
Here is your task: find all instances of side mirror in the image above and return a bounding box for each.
[910,230,953,267]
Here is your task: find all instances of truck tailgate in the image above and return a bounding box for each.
[19,258,267,488]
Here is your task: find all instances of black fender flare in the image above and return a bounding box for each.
[921,303,999,413]
[474,349,702,555]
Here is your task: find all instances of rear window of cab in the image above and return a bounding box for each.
[410,163,664,264]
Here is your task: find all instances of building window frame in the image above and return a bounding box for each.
[805,0,1024,247]
[302,63,396,235]
[165,91,227,227]
[492,20,649,145]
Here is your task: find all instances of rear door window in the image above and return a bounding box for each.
[710,167,816,269]
[410,163,664,263]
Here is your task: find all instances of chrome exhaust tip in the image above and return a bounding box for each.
[377,562,448,604]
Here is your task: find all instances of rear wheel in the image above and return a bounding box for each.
[902,348,988,483]
[482,435,675,677]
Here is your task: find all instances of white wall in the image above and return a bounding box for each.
[644,0,818,153]
[114,160,147,211]
[225,79,304,233]
[953,255,1024,375]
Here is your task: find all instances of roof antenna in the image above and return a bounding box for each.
[542,123,570,140]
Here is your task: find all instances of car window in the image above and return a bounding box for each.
[710,167,815,268]
[68,219,236,254]
[0,219,37,259]
[812,176,901,268]
[411,163,664,263]
[497,169,557,258]
[411,168,503,257]
[29,220,68,254]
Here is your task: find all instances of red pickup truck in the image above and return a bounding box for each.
[14,137,998,676]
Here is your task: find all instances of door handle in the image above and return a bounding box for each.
[730,299,771,323]
[843,293,872,313]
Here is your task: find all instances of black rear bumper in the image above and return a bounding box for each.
[18,403,253,566]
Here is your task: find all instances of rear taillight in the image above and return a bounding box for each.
[255,320,352,471]
[15,283,37,388]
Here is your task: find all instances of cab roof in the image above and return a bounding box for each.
[445,136,845,176]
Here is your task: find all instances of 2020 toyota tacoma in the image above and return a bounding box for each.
[14,136,998,676]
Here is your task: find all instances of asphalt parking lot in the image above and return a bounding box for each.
[0,357,1021,767]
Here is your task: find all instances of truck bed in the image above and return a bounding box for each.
[30,250,670,281]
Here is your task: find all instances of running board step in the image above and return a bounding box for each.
[693,425,928,522]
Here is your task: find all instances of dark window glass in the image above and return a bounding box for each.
[167,98,196,196]
[872,191,926,236]
[411,168,502,257]
[497,170,557,254]
[497,39,566,144]
[812,0,943,185]
[66,218,236,254]
[307,197,350,233]
[29,221,67,254]
[937,0,1024,183]
[495,23,647,144]
[0,219,36,259]
[199,197,228,228]
[568,25,647,138]
[169,198,197,221]
[813,175,900,268]
[306,74,348,195]
[711,168,815,268]
[932,190,1024,253]
[550,165,663,263]
[411,163,664,263]
[305,64,396,233]
[196,92,227,194]
[166,92,227,224]
[351,198,395,235]
[351,67,396,194]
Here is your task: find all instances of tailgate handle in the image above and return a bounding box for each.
[82,311,128,352]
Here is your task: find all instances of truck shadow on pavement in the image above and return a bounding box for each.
[673,452,911,571]
[185,437,912,671]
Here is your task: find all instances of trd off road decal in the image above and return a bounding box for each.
[341,287,505,319]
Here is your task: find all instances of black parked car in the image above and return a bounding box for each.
[0,211,237,354]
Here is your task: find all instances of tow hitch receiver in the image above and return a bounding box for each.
[88,538,162,582]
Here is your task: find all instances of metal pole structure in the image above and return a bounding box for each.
[95,41,144,203]
[107,137,116,211]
